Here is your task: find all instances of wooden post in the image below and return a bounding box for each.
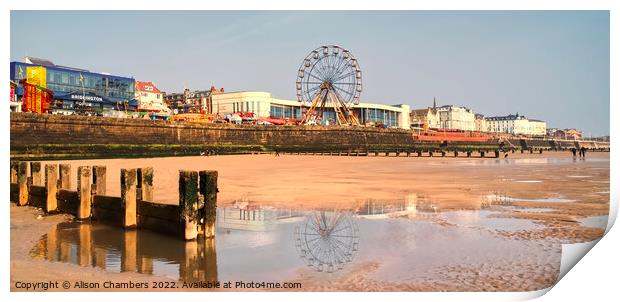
[441,151,446,157]
[428,151,433,157]
[17,162,29,206]
[121,169,137,228]
[59,164,71,190]
[10,161,18,183]
[417,150,422,157]
[30,162,42,186]
[92,166,107,196]
[454,151,459,157]
[140,167,154,202]
[467,151,472,157]
[480,151,486,158]
[77,166,92,220]
[539,149,543,154]
[495,150,500,158]
[45,164,58,213]
[179,171,199,240]
[199,171,218,238]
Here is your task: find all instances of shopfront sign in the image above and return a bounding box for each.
[68,93,104,102]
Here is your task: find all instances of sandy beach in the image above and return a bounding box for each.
[11,151,610,291]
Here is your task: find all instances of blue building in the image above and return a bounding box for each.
[10,57,136,114]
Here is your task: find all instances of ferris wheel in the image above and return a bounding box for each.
[296,45,362,126]
[294,211,360,273]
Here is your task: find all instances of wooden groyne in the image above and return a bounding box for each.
[9,161,218,240]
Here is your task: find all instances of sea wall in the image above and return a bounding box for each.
[10,113,502,159]
[10,113,607,160]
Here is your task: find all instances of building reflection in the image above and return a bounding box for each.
[354,193,438,218]
[30,222,217,283]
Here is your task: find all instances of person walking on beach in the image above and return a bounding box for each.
[580,146,587,159]
[275,148,280,157]
[571,147,577,159]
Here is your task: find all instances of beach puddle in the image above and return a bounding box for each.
[437,210,542,231]
[30,203,560,287]
[579,215,608,229]
[485,193,574,204]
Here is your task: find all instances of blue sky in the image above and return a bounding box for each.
[10,11,609,136]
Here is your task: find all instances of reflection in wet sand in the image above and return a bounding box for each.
[30,222,217,283]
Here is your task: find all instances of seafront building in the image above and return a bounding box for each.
[474,113,487,133]
[210,91,411,129]
[135,81,169,112]
[163,86,225,114]
[409,99,476,131]
[436,105,476,131]
[547,128,583,140]
[409,107,439,130]
[485,113,547,136]
[9,57,557,134]
[10,57,135,114]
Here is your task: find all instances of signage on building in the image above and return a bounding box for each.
[144,86,154,91]
[70,94,103,102]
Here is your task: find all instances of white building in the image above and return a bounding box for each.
[485,113,546,136]
[135,81,169,112]
[527,119,547,136]
[436,105,476,131]
[211,91,410,129]
[474,113,487,133]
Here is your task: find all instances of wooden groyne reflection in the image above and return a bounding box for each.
[30,222,218,283]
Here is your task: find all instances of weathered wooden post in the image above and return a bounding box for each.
[139,167,154,202]
[539,149,543,154]
[495,150,500,158]
[467,151,472,157]
[10,161,18,183]
[92,166,107,196]
[45,164,58,213]
[30,162,42,186]
[77,166,92,220]
[454,151,459,157]
[480,151,485,158]
[441,151,446,157]
[17,162,29,206]
[406,151,410,157]
[199,171,218,238]
[59,164,71,190]
[179,171,199,240]
[417,150,422,157]
[121,169,137,228]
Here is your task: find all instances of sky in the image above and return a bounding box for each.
[10,11,610,136]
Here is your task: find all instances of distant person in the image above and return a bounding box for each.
[570,148,577,159]
[275,149,280,157]
[580,147,587,159]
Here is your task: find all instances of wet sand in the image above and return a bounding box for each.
[12,152,610,291]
